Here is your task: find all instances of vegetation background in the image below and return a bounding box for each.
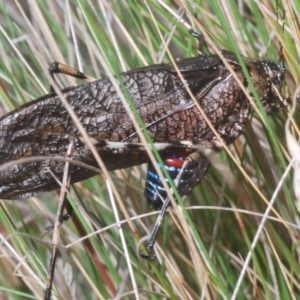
[0,0,299,299]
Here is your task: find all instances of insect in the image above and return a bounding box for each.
[0,36,287,197]
[0,31,288,256]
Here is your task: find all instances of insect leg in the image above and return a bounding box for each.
[141,152,210,259]
[48,62,93,92]
[48,62,88,81]
[61,198,73,221]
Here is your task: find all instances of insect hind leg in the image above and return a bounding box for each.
[48,62,94,92]
[141,152,211,259]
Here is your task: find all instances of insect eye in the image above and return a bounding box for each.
[277,72,285,82]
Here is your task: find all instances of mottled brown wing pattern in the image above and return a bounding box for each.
[0,51,286,199]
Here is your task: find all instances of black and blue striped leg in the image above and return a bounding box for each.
[141,152,210,259]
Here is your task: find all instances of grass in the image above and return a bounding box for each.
[0,0,299,299]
